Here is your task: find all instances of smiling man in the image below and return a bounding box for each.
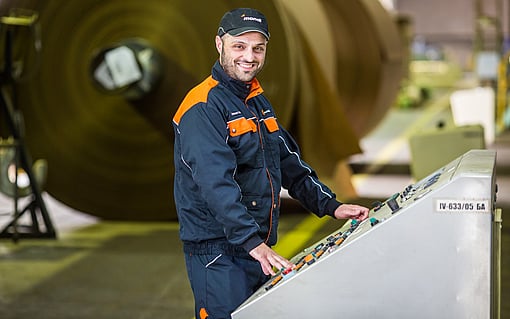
[172,8,369,319]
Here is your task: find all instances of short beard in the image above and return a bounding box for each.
[219,46,259,83]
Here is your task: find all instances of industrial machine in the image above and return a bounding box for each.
[409,124,485,180]
[0,0,405,220]
[232,149,501,319]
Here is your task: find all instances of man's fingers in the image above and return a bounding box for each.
[267,254,294,275]
[274,255,293,269]
[249,243,294,276]
[262,260,275,276]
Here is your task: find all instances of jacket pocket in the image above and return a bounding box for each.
[242,194,270,234]
[241,194,263,212]
[262,117,279,133]
[228,117,257,137]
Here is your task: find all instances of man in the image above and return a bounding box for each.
[172,8,369,319]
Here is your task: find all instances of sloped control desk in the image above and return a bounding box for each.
[232,150,501,319]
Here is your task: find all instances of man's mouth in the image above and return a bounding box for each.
[237,62,256,70]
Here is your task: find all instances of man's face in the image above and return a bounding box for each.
[216,32,267,83]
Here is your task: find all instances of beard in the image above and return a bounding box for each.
[220,50,263,83]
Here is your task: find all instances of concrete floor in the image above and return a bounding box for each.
[0,87,509,318]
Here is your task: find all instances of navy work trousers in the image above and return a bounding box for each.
[184,242,269,319]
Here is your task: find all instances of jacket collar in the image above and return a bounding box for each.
[212,60,263,101]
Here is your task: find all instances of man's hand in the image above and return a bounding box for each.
[249,243,294,276]
[334,204,369,221]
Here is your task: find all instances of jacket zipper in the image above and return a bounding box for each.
[245,101,275,244]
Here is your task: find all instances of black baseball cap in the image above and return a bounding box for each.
[217,8,270,40]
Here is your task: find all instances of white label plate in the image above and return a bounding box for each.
[435,199,490,213]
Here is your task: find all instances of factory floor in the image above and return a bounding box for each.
[0,87,509,319]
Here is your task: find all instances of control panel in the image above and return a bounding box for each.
[232,150,499,319]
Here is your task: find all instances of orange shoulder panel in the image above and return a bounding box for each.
[173,76,219,125]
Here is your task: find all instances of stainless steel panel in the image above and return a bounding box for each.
[232,150,499,319]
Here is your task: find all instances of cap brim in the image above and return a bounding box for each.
[227,27,270,40]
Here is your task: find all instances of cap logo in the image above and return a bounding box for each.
[241,14,262,23]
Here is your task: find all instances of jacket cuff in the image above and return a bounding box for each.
[325,199,342,218]
[242,234,265,253]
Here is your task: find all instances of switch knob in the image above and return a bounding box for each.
[387,196,400,212]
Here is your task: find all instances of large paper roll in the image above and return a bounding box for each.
[0,0,404,220]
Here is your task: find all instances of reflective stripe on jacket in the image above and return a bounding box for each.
[172,61,341,253]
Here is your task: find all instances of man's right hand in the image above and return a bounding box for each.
[249,243,294,276]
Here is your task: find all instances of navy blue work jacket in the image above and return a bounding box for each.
[172,61,341,254]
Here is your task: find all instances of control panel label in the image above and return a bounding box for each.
[435,199,490,213]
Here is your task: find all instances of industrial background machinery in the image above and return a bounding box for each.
[0,0,406,221]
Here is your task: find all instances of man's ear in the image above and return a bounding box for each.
[215,35,222,55]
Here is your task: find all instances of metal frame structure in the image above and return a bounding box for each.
[0,14,56,241]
